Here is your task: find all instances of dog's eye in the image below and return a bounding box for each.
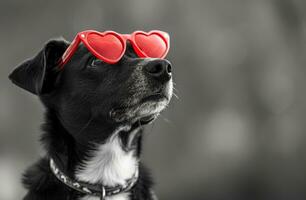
[90,58,104,67]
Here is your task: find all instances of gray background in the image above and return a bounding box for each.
[1,0,306,199]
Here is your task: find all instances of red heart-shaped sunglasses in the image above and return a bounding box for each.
[59,30,170,68]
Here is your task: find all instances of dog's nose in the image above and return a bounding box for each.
[144,59,172,81]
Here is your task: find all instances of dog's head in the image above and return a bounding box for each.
[9,38,173,142]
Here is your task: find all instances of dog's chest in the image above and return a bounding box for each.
[76,135,138,200]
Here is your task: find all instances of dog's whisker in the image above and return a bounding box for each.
[76,115,95,136]
[173,92,179,100]
[159,114,172,124]
[148,121,155,133]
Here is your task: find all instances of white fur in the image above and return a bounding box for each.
[77,127,138,200]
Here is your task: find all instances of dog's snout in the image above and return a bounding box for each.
[144,59,172,81]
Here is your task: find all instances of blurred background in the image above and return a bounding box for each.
[1,0,306,199]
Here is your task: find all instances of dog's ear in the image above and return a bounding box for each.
[9,38,70,95]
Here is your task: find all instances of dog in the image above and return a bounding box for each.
[9,36,173,200]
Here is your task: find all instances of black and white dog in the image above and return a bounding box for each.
[9,37,172,200]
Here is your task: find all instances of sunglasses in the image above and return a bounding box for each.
[59,30,170,68]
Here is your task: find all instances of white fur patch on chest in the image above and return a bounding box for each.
[76,127,138,200]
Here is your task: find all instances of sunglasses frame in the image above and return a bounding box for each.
[59,30,170,68]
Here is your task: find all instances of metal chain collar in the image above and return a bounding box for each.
[49,158,139,200]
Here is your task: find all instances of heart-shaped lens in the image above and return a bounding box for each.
[134,33,168,58]
[87,32,124,61]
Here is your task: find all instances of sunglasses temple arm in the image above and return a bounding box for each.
[57,36,81,69]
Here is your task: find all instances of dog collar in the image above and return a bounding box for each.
[49,158,139,200]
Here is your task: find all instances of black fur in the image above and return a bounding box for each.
[9,37,172,200]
